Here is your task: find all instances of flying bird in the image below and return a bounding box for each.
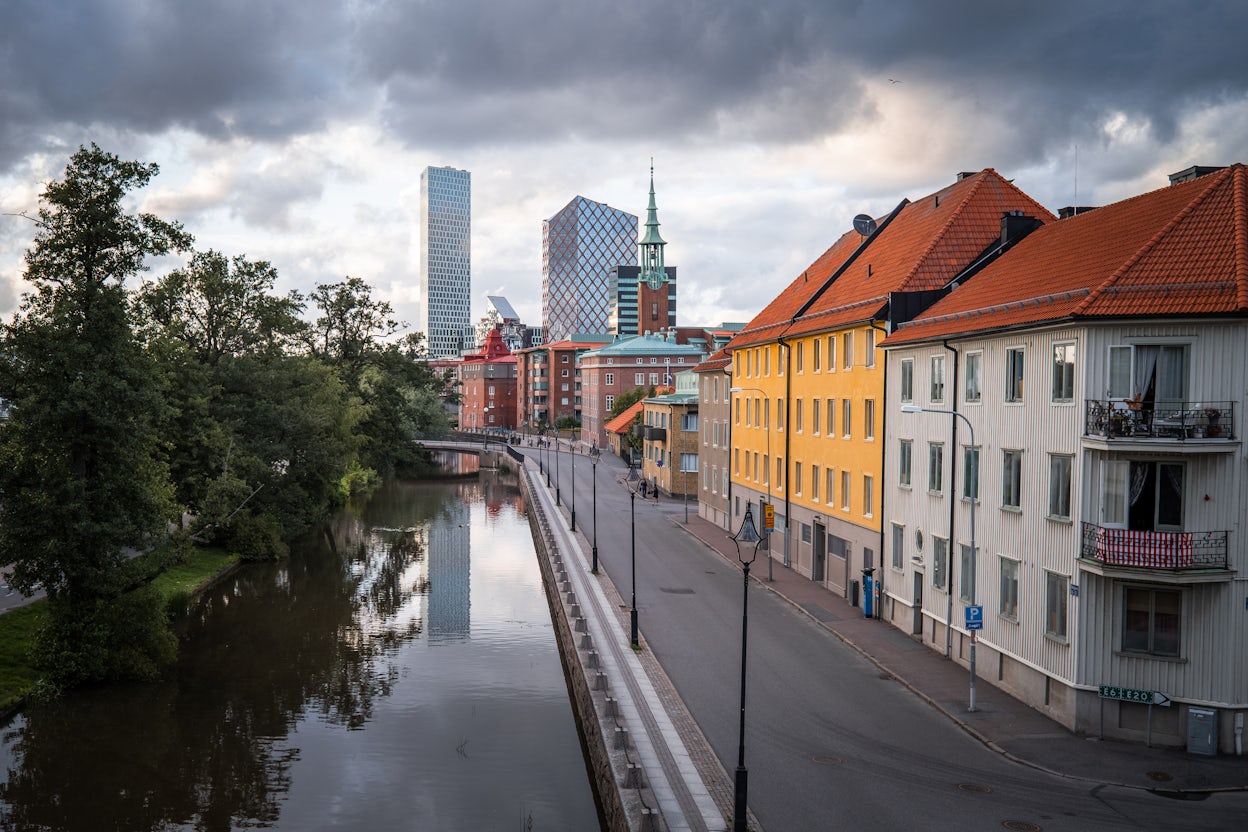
[888,78,901,84]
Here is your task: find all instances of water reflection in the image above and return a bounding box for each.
[0,477,599,831]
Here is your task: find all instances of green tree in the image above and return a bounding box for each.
[0,145,190,686]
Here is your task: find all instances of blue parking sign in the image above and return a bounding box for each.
[965,605,984,630]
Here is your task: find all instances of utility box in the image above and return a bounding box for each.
[1187,707,1218,756]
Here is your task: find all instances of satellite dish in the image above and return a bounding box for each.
[853,214,878,237]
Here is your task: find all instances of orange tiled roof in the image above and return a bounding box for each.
[604,401,645,435]
[886,164,1248,345]
[727,170,1056,349]
[693,348,732,372]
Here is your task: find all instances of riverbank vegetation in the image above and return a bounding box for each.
[0,145,453,694]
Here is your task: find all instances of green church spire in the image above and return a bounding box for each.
[639,160,668,288]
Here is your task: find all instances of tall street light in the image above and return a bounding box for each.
[569,426,577,531]
[555,426,562,506]
[900,403,978,712]
[625,464,643,647]
[589,446,600,572]
[730,387,774,581]
[730,503,763,832]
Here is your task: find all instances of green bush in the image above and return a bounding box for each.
[227,512,289,561]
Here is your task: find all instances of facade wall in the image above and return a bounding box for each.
[697,368,732,531]
[419,166,472,358]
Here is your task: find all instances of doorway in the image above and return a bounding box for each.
[912,570,924,635]
[812,522,826,583]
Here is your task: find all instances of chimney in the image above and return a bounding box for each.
[1058,205,1098,220]
[1000,210,1042,246]
[956,171,978,181]
[1169,165,1224,184]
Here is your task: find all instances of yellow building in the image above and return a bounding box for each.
[726,170,1052,601]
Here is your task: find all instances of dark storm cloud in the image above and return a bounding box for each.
[0,0,356,168]
[2,0,1247,174]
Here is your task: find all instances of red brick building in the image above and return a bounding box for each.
[460,327,518,431]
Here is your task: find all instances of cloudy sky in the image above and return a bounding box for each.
[2,0,1246,335]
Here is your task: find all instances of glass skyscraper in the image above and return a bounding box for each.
[420,166,472,358]
[542,196,637,342]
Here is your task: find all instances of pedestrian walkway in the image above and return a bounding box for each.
[677,512,1248,795]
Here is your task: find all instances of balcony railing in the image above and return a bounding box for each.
[1085,400,1234,440]
[1080,522,1229,570]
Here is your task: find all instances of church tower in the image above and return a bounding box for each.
[607,163,677,336]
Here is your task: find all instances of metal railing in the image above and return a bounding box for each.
[1080,522,1229,570]
[1085,399,1234,440]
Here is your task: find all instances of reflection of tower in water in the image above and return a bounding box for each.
[426,493,472,643]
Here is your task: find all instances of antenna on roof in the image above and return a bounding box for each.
[853,214,877,237]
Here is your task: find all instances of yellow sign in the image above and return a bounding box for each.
[763,503,774,531]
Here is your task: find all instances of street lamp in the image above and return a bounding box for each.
[569,427,578,531]
[730,504,763,832]
[900,403,978,712]
[625,464,643,647]
[730,387,774,581]
[589,446,600,572]
[555,426,562,506]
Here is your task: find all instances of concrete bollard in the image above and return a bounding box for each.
[604,696,619,717]
[625,763,644,789]
[587,650,599,669]
[593,671,608,691]
[613,726,629,749]
[566,591,577,605]
[574,617,587,633]
[640,807,657,832]
[580,633,593,649]
[569,603,581,618]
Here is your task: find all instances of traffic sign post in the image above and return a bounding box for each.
[964,605,984,630]
[1098,685,1171,746]
[762,503,774,534]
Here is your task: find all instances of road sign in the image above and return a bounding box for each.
[762,503,775,533]
[1098,685,1169,705]
[964,605,984,630]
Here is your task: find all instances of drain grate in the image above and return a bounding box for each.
[957,783,991,794]
[811,755,843,766]
[660,587,695,595]
[1002,822,1042,832]
[1146,770,1173,782]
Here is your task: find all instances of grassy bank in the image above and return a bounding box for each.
[0,546,242,711]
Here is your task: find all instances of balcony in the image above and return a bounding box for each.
[1084,400,1236,452]
[1079,522,1231,581]
[644,426,667,441]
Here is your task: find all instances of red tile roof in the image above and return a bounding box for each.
[728,170,1055,349]
[604,401,645,435]
[693,348,732,373]
[886,164,1248,345]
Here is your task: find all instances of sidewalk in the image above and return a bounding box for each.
[677,512,1248,795]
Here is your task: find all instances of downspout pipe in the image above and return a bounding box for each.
[777,336,792,568]
[870,319,890,619]
[725,365,734,529]
[943,339,961,659]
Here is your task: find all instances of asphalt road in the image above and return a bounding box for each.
[536,445,1248,831]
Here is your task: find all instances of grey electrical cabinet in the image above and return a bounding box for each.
[1187,707,1218,756]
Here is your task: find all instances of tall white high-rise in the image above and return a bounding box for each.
[420,166,472,358]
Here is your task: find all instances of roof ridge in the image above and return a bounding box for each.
[1072,167,1235,316]
[1234,165,1248,311]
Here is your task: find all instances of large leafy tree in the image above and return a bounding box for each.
[0,145,190,685]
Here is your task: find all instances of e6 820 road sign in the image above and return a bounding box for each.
[1098,685,1170,706]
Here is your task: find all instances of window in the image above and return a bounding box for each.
[795,398,804,432]
[828,336,837,371]
[764,347,770,376]
[840,471,851,510]
[562,355,570,364]
[928,442,944,493]
[1049,454,1073,519]
[1052,342,1075,402]
[562,368,569,377]
[635,372,645,385]
[763,398,770,429]
[959,544,975,602]
[999,557,1019,619]
[812,465,820,501]
[796,342,804,372]
[605,372,614,385]
[843,332,854,369]
[605,394,615,410]
[1102,460,1184,532]
[812,399,821,435]
[933,537,948,590]
[930,356,945,402]
[891,523,905,570]
[865,329,877,367]
[842,399,852,438]
[649,373,659,385]
[1045,572,1068,640]
[900,359,914,402]
[863,475,874,516]
[865,399,875,440]
[794,462,803,495]
[680,453,699,472]
[1123,587,1180,656]
[1005,347,1025,402]
[813,339,822,371]
[827,399,836,436]
[965,352,982,403]
[826,468,836,506]
[1002,450,1022,509]
[1107,343,1189,408]
[775,456,783,489]
[963,446,980,501]
[734,398,741,425]
[899,439,913,487]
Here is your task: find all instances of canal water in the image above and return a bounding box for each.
[0,473,601,831]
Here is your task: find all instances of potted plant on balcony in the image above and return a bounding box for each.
[1204,406,1223,437]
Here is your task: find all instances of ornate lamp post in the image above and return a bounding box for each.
[570,426,577,531]
[589,446,600,572]
[901,403,978,712]
[625,463,643,647]
[730,504,763,832]
[555,426,562,506]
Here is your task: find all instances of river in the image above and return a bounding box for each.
[0,473,601,831]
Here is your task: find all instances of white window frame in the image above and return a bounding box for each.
[1002,449,1023,510]
[965,351,982,403]
[1048,453,1073,520]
